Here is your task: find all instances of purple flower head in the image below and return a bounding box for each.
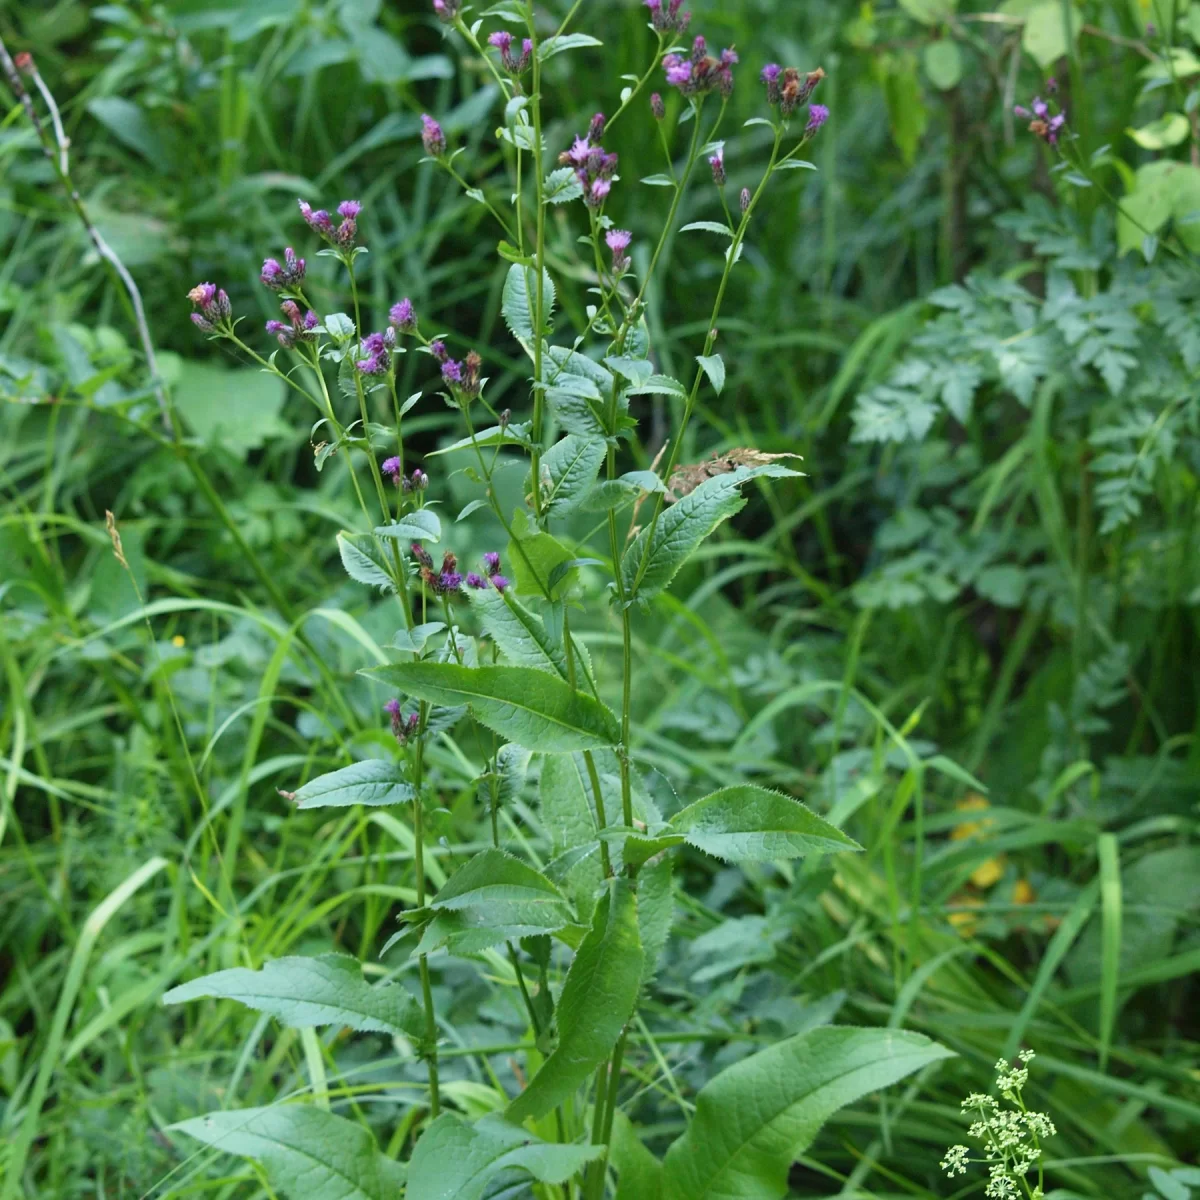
[280,299,302,324]
[262,249,307,291]
[429,339,448,362]
[432,0,459,22]
[384,698,402,717]
[441,359,463,386]
[805,103,829,137]
[390,298,417,332]
[489,30,512,52]
[266,319,295,348]
[338,200,362,219]
[188,282,233,330]
[651,91,666,119]
[411,541,434,568]
[437,571,463,594]
[692,35,708,63]
[490,29,530,72]
[298,199,334,236]
[300,309,320,339]
[586,177,612,207]
[709,144,725,185]
[466,572,487,589]
[381,456,403,481]
[1046,76,1058,93]
[1032,97,1048,118]
[740,186,751,213]
[606,228,633,272]
[356,353,387,376]
[563,135,593,167]
[1013,105,1031,118]
[362,331,387,356]
[483,551,502,576]
[664,54,692,89]
[644,0,689,31]
[190,312,214,333]
[421,113,446,157]
[589,113,607,141]
[491,574,510,592]
[189,282,217,308]
[762,62,782,104]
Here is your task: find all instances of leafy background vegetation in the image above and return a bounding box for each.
[1,0,1198,1196]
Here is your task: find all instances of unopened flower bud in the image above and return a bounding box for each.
[709,144,725,186]
[432,0,459,22]
[466,572,487,589]
[421,113,446,157]
[651,92,665,120]
[429,339,449,362]
[589,112,607,141]
[411,542,434,569]
[740,187,750,213]
[483,551,502,576]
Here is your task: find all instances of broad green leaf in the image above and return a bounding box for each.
[374,509,441,543]
[466,585,567,674]
[171,1105,405,1200]
[407,1113,601,1200]
[337,532,394,592]
[669,785,861,862]
[544,166,584,204]
[625,373,687,398]
[416,849,574,954]
[1117,161,1183,255]
[540,753,604,914]
[612,1111,663,1199]
[503,263,556,343]
[1021,0,1082,68]
[507,878,643,1122]
[695,353,726,395]
[882,52,928,164]
[637,856,675,986]
[172,362,287,458]
[390,621,447,653]
[507,509,577,598]
[661,1027,955,1200]
[537,32,603,61]
[362,662,619,751]
[539,434,607,517]
[163,953,423,1038]
[1127,112,1189,150]
[622,465,801,600]
[923,39,963,90]
[288,760,414,810]
[604,356,654,387]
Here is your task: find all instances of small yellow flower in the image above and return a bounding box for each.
[1013,879,1036,906]
[948,893,983,937]
[171,634,186,648]
[970,856,1005,890]
[951,793,994,842]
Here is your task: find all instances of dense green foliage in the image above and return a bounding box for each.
[2,0,1198,1197]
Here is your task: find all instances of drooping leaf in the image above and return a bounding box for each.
[362,662,619,751]
[622,465,800,600]
[171,1105,406,1200]
[507,878,643,1122]
[407,1113,602,1200]
[695,354,726,395]
[374,508,442,543]
[416,849,575,954]
[163,953,423,1038]
[669,785,861,862]
[337,532,394,591]
[502,263,556,343]
[466,585,567,674]
[625,374,687,398]
[660,1028,955,1200]
[536,32,604,61]
[539,434,607,517]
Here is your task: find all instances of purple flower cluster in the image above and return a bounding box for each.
[662,37,737,99]
[559,122,619,209]
[1014,94,1066,146]
[265,299,318,349]
[431,340,482,397]
[356,329,396,376]
[432,0,459,22]
[390,298,418,333]
[421,114,446,158]
[489,30,533,75]
[762,64,824,119]
[187,282,232,333]
[403,467,429,493]
[384,698,420,744]
[382,459,429,492]
[466,552,509,592]
[260,247,306,292]
[298,198,361,248]
[606,228,632,274]
[644,0,690,34]
[421,551,463,595]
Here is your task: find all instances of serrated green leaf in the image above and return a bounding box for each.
[669,785,861,861]
[604,356,654,387]
[661,1028,955,1200]
[622,465,800,600]
[374,508,442,543]
[503,263,556,343]
[417,849,574,954]
[390,621,447,654]
[544,166,584,203]
[171,1106,406,1200]
[337,532,394,591]
[637,856,675,986]
[625,374,687,398]
[539,434,607,517]
[362,662,618,751]
[466,585,566,674]
[163,953,423,1039]
[537,32,603,61]
[695,354,725,395]
[507,878,643,1122]
[290,760,414,810]
[408,1113,602,1200]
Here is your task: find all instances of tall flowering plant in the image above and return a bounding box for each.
[165,4,951,1196]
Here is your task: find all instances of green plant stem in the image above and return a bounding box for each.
[411,707,440,1119]
[528,0,548,519]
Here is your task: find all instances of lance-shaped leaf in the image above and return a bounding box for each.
[669,785,861,862]
[507,878,643,1123]
[287,760,414,810]
[163,953,424,1039]
[466,586,566,675]
[503,263,556,343]
[539,433,607,517]
[374,508,441,543]
[407,1113,602,1200]
[621,464,801,600]
[171,1105,406,1200]
[660,1027,955,1200]
[362,662,619,752]
[337,532,394,592]
[416,849,575,955]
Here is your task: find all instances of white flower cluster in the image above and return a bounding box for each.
[941,1050,1056,1200]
